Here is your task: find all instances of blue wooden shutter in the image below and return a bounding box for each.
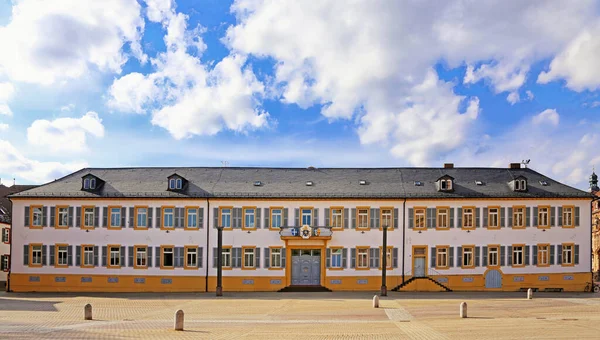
[121,207,126,228]
[282,248,286,268]
[557,245,563,264]
[575,207,580,226]
[575,245,579,264]
[500,207,505,227]
[408,208,414,229]
[94,246,99,267]
[550,245,555,265]
[264,248,270,268]
[457,208,462,228]
[283,208,289,227]
[264,208,270,229]
[343,248,349,268]
[475,208,480,228]
[313,208,318,227]
[42,206,47,227]
[344,208,350,229]
[482,246,488,266]
[76,246,81,267]
[24,206,30,227]
[174,208,180,228]
[449,208,455,228]
[449,247,454,267]
[558,207,563,227]
[128,246,134,267]
[156,208,161,228]
[148,207,154,228]
[507,207,513,227]
[532,246,538,266]
[198,247,203,268]
[294,208,299,226]
[483,208,488,227]
[102,207,107,227]
[68,245,73,266]
[255,248,261,268]
[102,246,107,267]
[525,245,530,265]
[351,248,356,268]
[475,247,480,267]
[147,247,152,267]
[213,207,218,228]
[49,245,55,266]
[457,247,462,268]
[375,208,380,229]
[120,246,125,267]
[129,207,134,228]
[155,246,161,267]
[42,245,48,265]
[550,207,555,227]
[431,247,436,268]
[94,207,99,227]
[392,247,398,268]
[508,246,513,266]
[325,208,330,226]
[394,208,399,229]
[500,246,505,266]
[76,207,81,228]
[23,245,29,265]
[256,208,262,228]
[213,248,217,268]
[326,248,331,268]
[199,207,204,228]
[351,208,356,228]
[50,207,55,227]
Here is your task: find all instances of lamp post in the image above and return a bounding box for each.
[381,224,388,296]
[216,225,223,297]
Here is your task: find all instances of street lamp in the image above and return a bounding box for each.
[216,225,224,297]
[381,224,388,296]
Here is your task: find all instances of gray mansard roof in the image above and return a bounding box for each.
[9,167,592,199]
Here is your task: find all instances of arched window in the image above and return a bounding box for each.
[169,179,176,189]
[446,179,453,190]
[90,178,96,189]
[176,179,182,189]
[520,180,527,190]
[83,178,90,189]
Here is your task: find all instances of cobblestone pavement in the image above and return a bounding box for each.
[1,291,599,339]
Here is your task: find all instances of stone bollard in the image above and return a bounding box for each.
[174,310,184,331]
[372,295,379,308]
[460,302,467,318]
[527,288,533,300]
[84,304,92,320]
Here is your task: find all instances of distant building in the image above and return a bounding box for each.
[7,164,594,292]
[1,184,38,289]
[590,171,600,279]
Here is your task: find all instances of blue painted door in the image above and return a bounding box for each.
[291,251,320,285]
[485,270,502,288]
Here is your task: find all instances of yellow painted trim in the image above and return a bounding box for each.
[242,206,257,230]
[134,206,149,230]
[561,243,575,267]
[486,244,501,268]
[435,206,450,230]
[81,205,96,230]
[461,206,476,230]
[486,206,501,229]
[160,245,175,269]
[434,245,450,269]
[269,206,284,230]
[562,205,575,228]
[55,205,70,229]
[511,244,526,268]
[161,206,175,230]
[107,206,123,230]
[512,205,526,229]
[355,206,370,230]
[537,243,550,267]
[379,206,394,231]
[461,245,475,269]
[107,244,122,269]
[29,205,44,229]
[412,245,428,274]
[413,206,427,230]
[80,244,96,268]
[184,206,200,230]
[328,246,344,270]
[241,246,257,270]
[268,246,284,270]
[330,206,345,230]
[133,245,148,269]
[54,243,69,268]
[219,206,233,230]
[184,245,199,270]
[537,205,551,229]
[28,243,43,267]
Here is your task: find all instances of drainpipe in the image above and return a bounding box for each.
[205,198,210,292]
[591,196,599,281]
[401,198,407,284]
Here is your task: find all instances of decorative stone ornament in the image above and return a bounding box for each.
[300,225,312,239]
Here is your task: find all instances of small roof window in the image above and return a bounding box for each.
[539,180,549,186]
[254,181,262,186]
[306,181,314,186]
[436,175,454,192]
[81,174,102,192]
[167,174,186,191]
[475,180,484,186]
[513,176,527,192]
[359,180,367,185]
[414,181,422,186]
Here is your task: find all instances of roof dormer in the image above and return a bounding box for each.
[167,173,187,191]
[436,175,454,192]
[81,174,103,192]
[510,176,527,192]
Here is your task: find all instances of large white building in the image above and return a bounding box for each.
[7,164,593,292]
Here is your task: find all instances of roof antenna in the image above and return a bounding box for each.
[521,159,530,168]
[221,161,229,167]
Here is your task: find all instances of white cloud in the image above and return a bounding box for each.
[538,22,600,91]
[0,123,8,131]
[27,111,105,153]
[60,104,75,112]
[144,0,174,23]
[526,90,534,101]
[507,92,520,105]
[0,0,145,85]
[108,6,268,139]
[532,109,560,126]
[0,139,86,183]
[0,81,14,116]
[0,103,12,116]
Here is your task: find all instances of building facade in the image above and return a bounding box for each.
[8,165,593,292]
[590,172,599,279]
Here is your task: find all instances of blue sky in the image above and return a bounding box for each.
[0,0,599,189]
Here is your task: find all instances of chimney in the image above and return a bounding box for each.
[444,163,454,169]
[509,163,521,169]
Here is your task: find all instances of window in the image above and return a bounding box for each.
[520,180,527,190]
[1,228,9,243]
[301,208,312,226]
[562,206,573,227]
[185,247,197,268]
[512,245,524,266]
[271,208,282,229]
[513,207,525,228]
[109,207,121,228]
[243,208,255,229]
[57,245,68,266]
[381,247,393,269]
[222,248,232,268]
[176,179,182,189]
[357,248,369,269]
[55,207,68,228]
[562,244,573,265]
[83,246,94,267]
[331,208,343,229]
[271,248,282,268]
[186,208,198,228]
[414,208,426,229]
[515,179,527,191]
[83,178,90,189]
[381,208,393,229]
[163,208,174,228]
[90,178,96,189]
[488,246,499,267]
[436,247,448,268]
[440,179,452,190]
[515,180,520,190]
[136,207,148,228]
[538,207,549,227]
[31,206,43,227]
[437,208,449,229]
[162,247,174,268]
[1,255,8,271]
[330,248,342,268]
[169,179,176,189]
[83,207,95,228]
[538,244,549,266]
[462,246,474,268]
[357,208,369,229]
[488,207,499,228]
[243,247,255,269]
[462,208,474,228]
[31,245,42,266]
[220,208,232,228]
[136,246,147,268]
[109,246,121,267]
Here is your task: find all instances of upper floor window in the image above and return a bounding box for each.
[163,208,174,228]
[381,208,393,229]
[270,208,282,229]
[488,208,499,228]
[301,209,312,226]
[186,208,198,228]
[538,206,549,227]
[437,208,449,229]
[462,208,474,228]
[357,208,369,229]
[414,208,426,229]
[331,208,343,229]
[32,206,43,227]
[243,208,255,229]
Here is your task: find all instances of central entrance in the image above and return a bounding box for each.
[291,249,321,285]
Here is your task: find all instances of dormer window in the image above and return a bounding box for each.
[167,174,186,191]
[90,178,96,189]
[512,177,527,192]
[83,178,91,189]
[169,179,176,189]
[82,174,102,192]
[440,179,452,190]
[436,175,454,192]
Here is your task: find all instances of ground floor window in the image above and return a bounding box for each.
[162,247,174,268]
[186,247,197,267]
[222,248,232,268]
[109,246,120,267]
[562,244,573,265]
[357,248,369,268]
[57,245,68,266]
[436,247,448,268]
[462,247,474,267]
[271,248,282,268]
[136,247,147,267]
[243,248,255,268]
[488,246,499,266]
[83,246,94,267]
[512,246,524,266]
[538,245,549,266]
[31,245,42,266]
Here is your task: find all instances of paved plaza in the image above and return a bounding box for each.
[0,291,599,339]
